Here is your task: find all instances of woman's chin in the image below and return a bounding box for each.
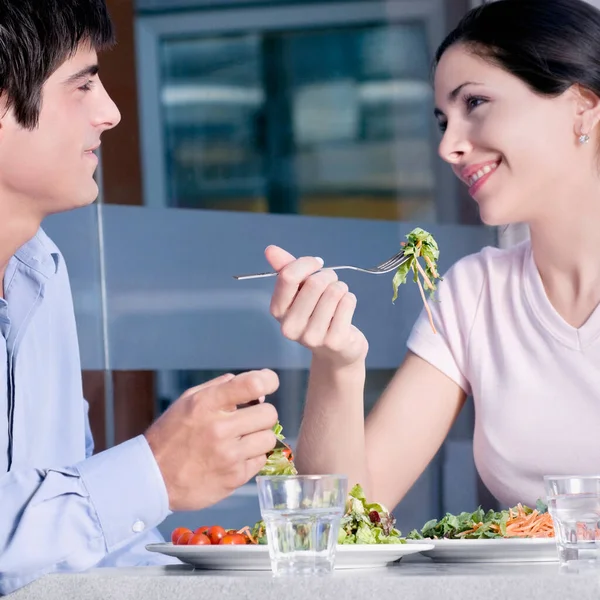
[476,200,517,228]
[479,212,508,227]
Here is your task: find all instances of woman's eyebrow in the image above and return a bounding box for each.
[434,81,483,117]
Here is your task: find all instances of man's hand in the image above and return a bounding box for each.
[145,369,280,511]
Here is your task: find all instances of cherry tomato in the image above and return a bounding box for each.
[188,533,211,545]
[176,531,194,545]
[227,529,238,535]
[171,527,192,544]
[194,526,210,536]
[220,533,248,545]
[283,448,294,461]
[208,525,226,545]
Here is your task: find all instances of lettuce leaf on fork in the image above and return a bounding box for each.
[392,227,441,334]
[258,422,298,477]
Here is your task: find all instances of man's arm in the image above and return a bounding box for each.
[81,398,178,568]
[0,435,170,595]
[0,370,281,595]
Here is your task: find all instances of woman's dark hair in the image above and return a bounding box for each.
[0,0,114,130]
[435,0,600,100]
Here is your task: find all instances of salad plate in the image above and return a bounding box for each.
[405,502,558,562]
[156,483,431,570]
[405,537,558,563]
[146,542,434,570]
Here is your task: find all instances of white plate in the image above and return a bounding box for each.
[405,538,558,562]
[146,542,434,570]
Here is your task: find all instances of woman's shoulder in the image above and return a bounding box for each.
[443,240,529,287]
[430,240,529,318]
[407,241,530,394]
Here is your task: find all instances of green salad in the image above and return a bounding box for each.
[250,484,405,545]
[392,227,441,333]
[255,421,405,545]
[407,500,551,540]
[338,484,405,545]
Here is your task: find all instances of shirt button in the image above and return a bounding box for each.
[132,520,146,533]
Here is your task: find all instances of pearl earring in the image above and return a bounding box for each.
[579,133,590,144]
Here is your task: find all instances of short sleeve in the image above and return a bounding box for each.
[406,251,487,395]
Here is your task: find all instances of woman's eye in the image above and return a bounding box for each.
[435,95,487,132]
[465,95,487,112]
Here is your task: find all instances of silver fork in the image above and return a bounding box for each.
[233,249,410,280]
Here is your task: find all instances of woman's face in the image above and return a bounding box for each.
[434,44,596,226]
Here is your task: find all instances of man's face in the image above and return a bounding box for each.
[0,43,121,217]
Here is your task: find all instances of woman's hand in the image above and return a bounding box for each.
[265,245,369,368]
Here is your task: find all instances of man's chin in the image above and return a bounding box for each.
[46,193,99,216]
[69,182,100,210]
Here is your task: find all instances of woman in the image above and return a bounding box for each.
[264,0,600,510]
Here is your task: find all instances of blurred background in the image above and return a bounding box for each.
[42,0,503,538]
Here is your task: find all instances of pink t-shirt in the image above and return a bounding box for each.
[407,240,600,508]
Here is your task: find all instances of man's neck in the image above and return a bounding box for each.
[0,205,43,298]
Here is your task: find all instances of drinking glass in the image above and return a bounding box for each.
[256,474,348,576]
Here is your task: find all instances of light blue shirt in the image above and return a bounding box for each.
[0,229,175,596]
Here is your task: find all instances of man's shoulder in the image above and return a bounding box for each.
[35,228,61,257]
[29,227,63,277]
[11,228,66,286]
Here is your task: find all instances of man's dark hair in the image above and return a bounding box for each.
[0,0,114,130]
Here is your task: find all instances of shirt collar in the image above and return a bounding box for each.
[14,228,60,279]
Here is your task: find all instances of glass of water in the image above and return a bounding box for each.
[545,475,600,567]
[256,474,348,576]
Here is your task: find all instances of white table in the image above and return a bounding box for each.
[10,556,600,600]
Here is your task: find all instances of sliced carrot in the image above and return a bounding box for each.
[504,507,554,538]
[236,526,257,544]
[415,259,435,291]
[423,254,440,278]
[416,277,437,334]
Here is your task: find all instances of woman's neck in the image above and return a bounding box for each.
[528,193,600,328]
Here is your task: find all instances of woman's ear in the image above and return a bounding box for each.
[573,85,600,139]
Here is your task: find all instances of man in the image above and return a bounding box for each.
[0,0,279,594]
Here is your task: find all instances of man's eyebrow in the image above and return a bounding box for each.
[63,64,99,85]
[434,81,483,118]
